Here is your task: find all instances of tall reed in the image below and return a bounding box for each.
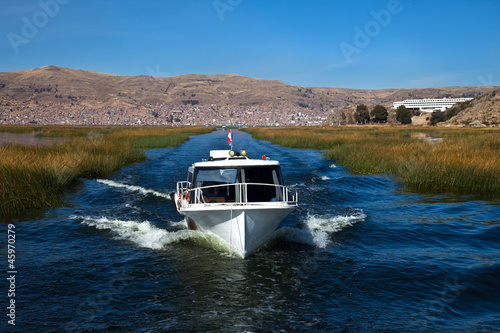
[244,126,500,193]
[0,126,213,217]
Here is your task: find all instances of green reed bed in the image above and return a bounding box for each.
[0,125,114,137]
[0,126,213,217]
[0,126,38,134]
[0,137,145,217]
[244,126,500,193]
[35,126,115,137]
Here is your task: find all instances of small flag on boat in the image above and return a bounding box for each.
[228,129,233,147]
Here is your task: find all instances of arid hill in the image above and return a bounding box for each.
[1,65,498,115]
[445,89,500,126]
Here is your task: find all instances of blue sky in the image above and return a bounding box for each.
[1,0,499,89]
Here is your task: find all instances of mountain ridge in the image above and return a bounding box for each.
[1,65,499,126]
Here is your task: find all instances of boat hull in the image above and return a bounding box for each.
[181,204,295,258]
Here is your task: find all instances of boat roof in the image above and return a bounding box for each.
[194,159,280,168]
[191,150,280,169]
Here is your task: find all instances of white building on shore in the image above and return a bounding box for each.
[393,97,474,112]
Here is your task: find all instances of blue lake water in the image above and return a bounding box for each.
[3,129,500,332]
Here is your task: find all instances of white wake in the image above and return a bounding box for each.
[73,216,193,249]
[73,210,366,254]
[96,179,171,199]
[279,211,366,248]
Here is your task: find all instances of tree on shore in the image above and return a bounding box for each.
[446,106,461,120]
[430,111,447,125]
[354,104,370,124]
[396,105,412,124]
[371,105,388,123]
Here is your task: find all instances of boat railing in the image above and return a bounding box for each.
[177,182,298,206]
[177,181,192,195]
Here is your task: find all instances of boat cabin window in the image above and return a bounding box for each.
[193,168,237,203]
[240,167,283,202]
[192,166,284,203]
[194,168,238,184]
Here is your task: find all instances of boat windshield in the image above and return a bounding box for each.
[195,168,238,183]
[192,166,284,203]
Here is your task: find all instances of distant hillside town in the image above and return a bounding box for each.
[1,66,499,126]
[0,104,325,127]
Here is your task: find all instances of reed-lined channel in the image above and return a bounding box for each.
[4,129,500,332]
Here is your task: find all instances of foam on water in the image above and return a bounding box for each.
[73,212,365,256]
[279,210,366,248]
[73,215,239,256]
[290,175,330,188]
[310,175,332,183]
[96,179,171,199]
[73,216,193,249]
[329,163,337,168]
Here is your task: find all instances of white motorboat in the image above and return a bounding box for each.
[175,149,298,258]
